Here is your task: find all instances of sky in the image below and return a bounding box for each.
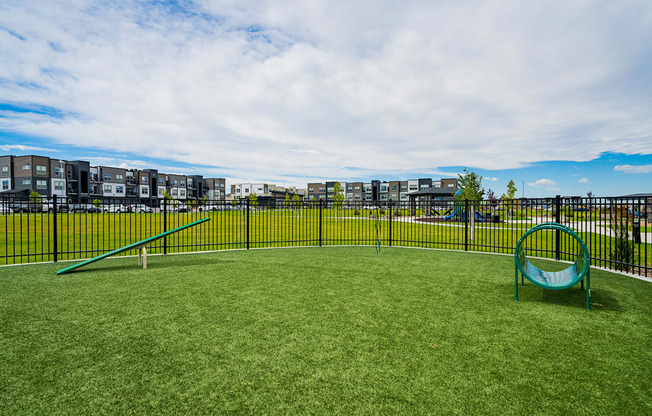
[1,0,651,198]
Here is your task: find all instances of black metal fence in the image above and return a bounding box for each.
[1,194,650,277]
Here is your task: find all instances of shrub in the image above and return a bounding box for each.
[354,209,360,216]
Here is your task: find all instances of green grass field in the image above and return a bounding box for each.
[1,247,650,414]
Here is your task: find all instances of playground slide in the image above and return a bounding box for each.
[474,212,485,222]
[443,210,457,220]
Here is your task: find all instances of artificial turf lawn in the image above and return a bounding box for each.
[1,247,650,414]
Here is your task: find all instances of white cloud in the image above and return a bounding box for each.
[484,177,499,181]
[577,177,589,183]
[0,144,57,152]
[614,164,652,174]
[0,0,651,185]
[529,178,557,188]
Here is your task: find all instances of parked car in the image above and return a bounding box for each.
[199,203,225,212]
[43,203,70,213]
[69,204,88,213]
[175,204,188,213]
[103,204,125,213]
[12,202,39,213]
[85,204,102,213]
[0,204,13,214]
[132,204,152,213]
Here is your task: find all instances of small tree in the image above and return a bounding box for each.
[202,195,209,206]
[610,206,635,271]
[187,199,198,211]
[249,193,258,214]
[92,199,102,208]
[501,179,518,219]
[29,190,42,212]
[455,168,484,213]
[292,194,302,218]
[486,189,498,209]
[284,192,291,209]
[332,181,345,221]
[162,190,172,201]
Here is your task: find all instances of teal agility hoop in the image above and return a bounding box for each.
[515,222,591,310]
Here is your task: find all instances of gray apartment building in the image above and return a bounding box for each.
[204,178,226,200]
[309,177,459,205]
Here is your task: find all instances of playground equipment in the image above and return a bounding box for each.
[514,222,591,310]
[56,218,211,275]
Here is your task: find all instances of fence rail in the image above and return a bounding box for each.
[1,195,650,277]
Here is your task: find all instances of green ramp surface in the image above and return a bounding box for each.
[56,217,210,275]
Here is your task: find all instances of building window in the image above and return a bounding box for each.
[420,184,429,189]
[172,180,177,186]
[409,185,418,191]
[116,186,124,193]
[448,184,454,187]
[116,174,124,181]
[36,165,47,175]
[22,164,31,170]
[319,187,325,192]
[142,177,148,184]
[54,167,63,176]
[104,184,112,193]
[401,186,407,191]
[36,180,47,189]
[391,185,397,191]
[1,166,8,174]
[158,178,165,185]
[180,180,186,187]
[141,187,149,195]
[2,180,8,190]
[172,189,178,197]
[54,180,64,191]
[308,188,314,192]
[180,189,186,197]
[347,187,353,191]
[104,173,112,181]
[22,179,31,185]
[354,186,360,190]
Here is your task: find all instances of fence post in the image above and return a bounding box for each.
[52,194,58,263]
[464,198,469,251]
[319,200,323,247]
[163,198,168,255]
[388,200,393,247]
[555,194,561,260]
[246,199,250,250]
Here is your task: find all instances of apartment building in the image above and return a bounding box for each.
[0,156,14,193]
[97,166,127,198]
[12,155,51,196]
[204,178,226,200]
[308,177,459,205]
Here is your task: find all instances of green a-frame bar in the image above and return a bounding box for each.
[57,218,210,275]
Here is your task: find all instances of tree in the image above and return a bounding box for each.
[292,194,302,218]
[501,180,517,201]
[486,189,498,208]
[455,168,484,202]
[187,199,198,211]
[92,199,102,208]
[202,195,209,206]
[501,179,518,219]
[332,181,345,221]
[162,190,171,201]
[249,193,258,212]
[29,190,42,212]
[284,192,291,209]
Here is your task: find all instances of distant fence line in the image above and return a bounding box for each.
[1,195,650,277]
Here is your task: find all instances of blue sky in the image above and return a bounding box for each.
[1,0,651,197]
